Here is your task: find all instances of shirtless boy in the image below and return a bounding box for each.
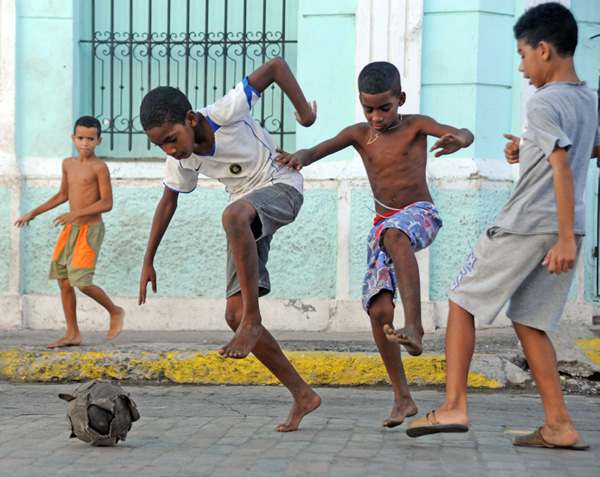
[138,57,320,431]
[14,116,124,348]
[276,62,474,427]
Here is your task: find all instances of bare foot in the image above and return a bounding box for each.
[408,406,469,429]
[219,319,263,359]
[107,307,125,340]
[383,323,424,356]
[275,389,322,432]
[382,398,418,428]
[47,334,82,349]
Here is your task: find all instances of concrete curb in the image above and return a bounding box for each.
[1,329,598,389]
[1,349,514,388]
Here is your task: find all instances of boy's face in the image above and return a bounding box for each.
[359,90,406,131]
[517,39,548,88]
[145,111,197,160]
[72,126,102,157]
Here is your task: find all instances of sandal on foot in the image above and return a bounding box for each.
[405,410,469,438]
[513,427,589,450]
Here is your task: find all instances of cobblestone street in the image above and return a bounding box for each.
[1,383,598,476]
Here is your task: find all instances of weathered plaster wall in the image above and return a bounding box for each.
[3,0,600,332]
[0,188,11,292]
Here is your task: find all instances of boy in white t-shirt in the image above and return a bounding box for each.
[138,57,320,432]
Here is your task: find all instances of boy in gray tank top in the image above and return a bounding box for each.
[393,3,600,448]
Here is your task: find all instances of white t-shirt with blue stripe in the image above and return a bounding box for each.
[163,77,303,201]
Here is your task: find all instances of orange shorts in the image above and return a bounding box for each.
[49,224,105,287]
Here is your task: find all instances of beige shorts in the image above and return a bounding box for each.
[448,226,582,332]
[49,224,105,287]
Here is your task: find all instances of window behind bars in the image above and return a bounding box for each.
[77,0,299,156]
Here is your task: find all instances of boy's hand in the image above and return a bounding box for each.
[53,211,79,227]
[14,211,36,227]
[139,263,157,305]
[542,239,577,274]
[430,133,466,157]
[503,134,520,164]
[294,101,317,127]
[275,149,308,171]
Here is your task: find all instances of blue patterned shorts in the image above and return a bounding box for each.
[362,201,443,313]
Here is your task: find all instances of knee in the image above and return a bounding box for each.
[77,285,92,294]
[57,279,73,291]
[222,203,251,235]
[369,300,393,327]
[383,228,410,248]
[224,308,242,331]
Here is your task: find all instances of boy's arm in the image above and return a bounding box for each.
[52,162,113,226]
[139,187,179,305]
[418,116,473,157]
[275,126,357,170]
[542,146,576,274]
[14,161,69,227]
[246,57,316,127]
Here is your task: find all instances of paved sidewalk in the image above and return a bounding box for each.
[1,383,599,476]
[1,326,599,389]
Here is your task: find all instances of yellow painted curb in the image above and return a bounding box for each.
[0,350,500,388]
[575,338,600,365]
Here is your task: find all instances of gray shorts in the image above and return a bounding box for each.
[226,183,303,298]
[448,226,582,332]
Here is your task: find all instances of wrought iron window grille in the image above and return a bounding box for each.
[79,0,298,153]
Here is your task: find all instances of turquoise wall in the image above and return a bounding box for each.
[572,0,600,302]
[429,188,511,301]
[15,1,74,160]
[11,0,600,310]
[295,0,356,161]
[349,189,377,300]
[422,0,600,302]
[422,0,514,158]
[0,188,11,293]
[19,185,338,299]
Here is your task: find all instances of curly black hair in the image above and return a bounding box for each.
[514,2,578,57]
[74,116,102,138]
[358,62,402,97]
[139,86,193,131]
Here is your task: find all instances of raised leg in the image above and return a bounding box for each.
[512,322,580,447]
[225,294,321,431]
[47,279,82,348]
[78,285,124,340]
[369,291,418,427]
[219,200,263,359]
[380,229,424,356]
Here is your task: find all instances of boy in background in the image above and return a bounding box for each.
[15,116,124,348]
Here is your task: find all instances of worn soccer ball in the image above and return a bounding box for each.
[59,380,140,446]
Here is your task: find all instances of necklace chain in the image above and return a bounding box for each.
[367,115,403,146]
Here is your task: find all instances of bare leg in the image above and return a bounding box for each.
[512,322,580,446]
[380,230,424,356]
[225,294,321,431]
[78,285,124,340]
[410,300,473,427]
[219,200,263,359]
[47,279,82,348]
[369,291,418,427]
